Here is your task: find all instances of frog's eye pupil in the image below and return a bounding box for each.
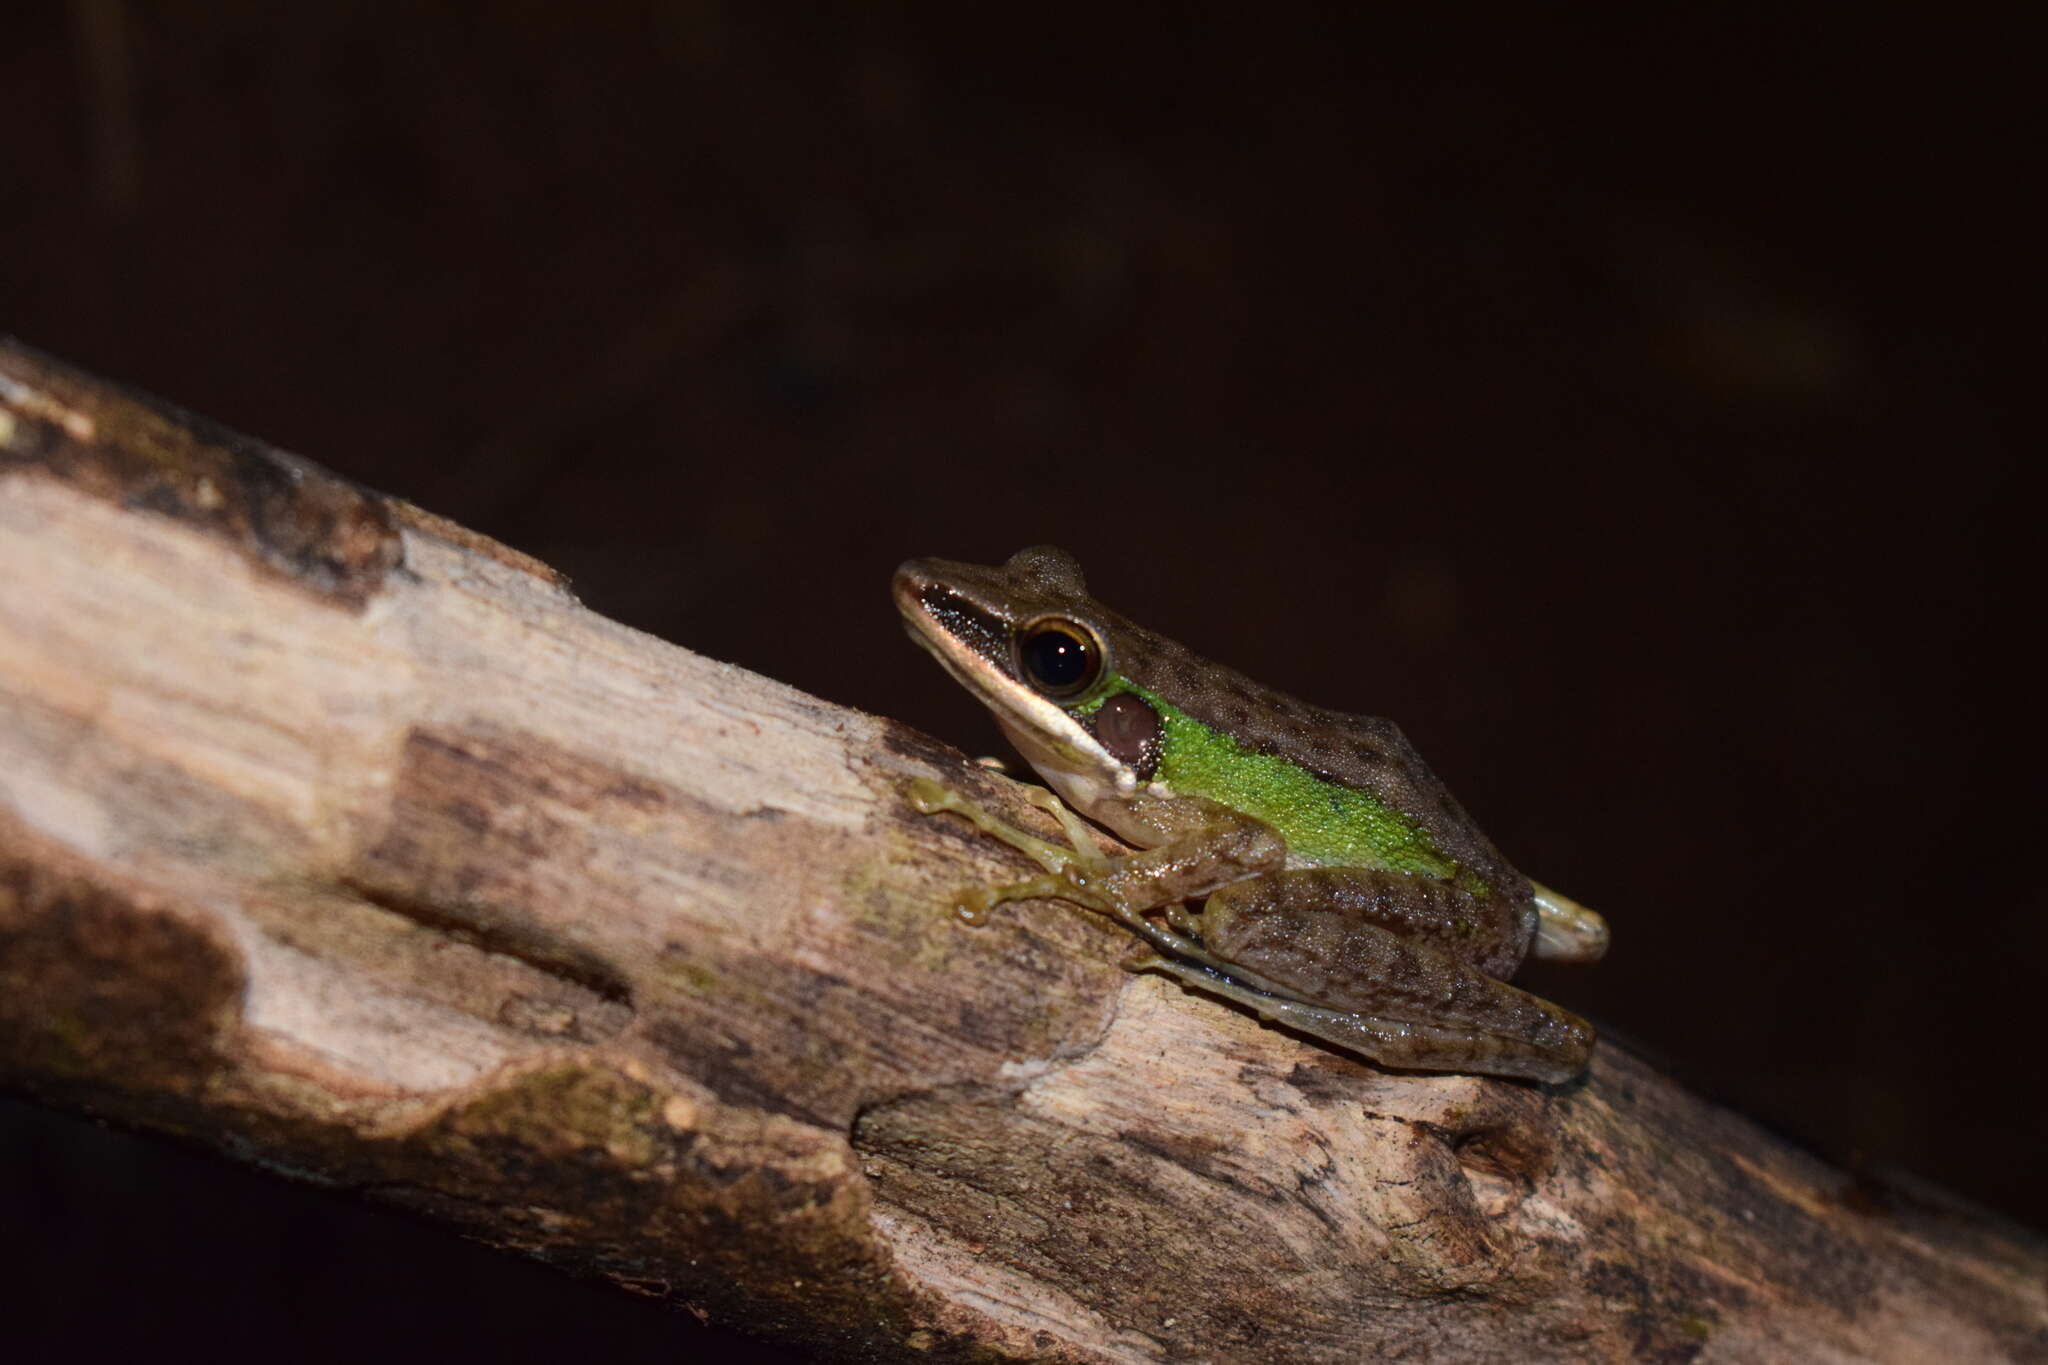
[1018,620,1099,698]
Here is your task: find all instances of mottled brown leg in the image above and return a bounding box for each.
[1171,870,1593,1083]
[909,778,1590,1082]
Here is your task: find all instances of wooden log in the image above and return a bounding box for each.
[3,339,2043,1362]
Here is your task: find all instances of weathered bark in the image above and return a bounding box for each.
[2,338,2043,1362]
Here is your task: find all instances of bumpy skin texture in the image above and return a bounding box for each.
[899,547,1539,965]
[898,548,1597,1082]
[1199,875,1593,1070]
[1206,870,1531,1006]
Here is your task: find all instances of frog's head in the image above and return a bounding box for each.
[895,547,1159,800]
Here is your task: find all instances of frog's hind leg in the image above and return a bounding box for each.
[1126,951,1576,1082]
[1171,871,1596,1083]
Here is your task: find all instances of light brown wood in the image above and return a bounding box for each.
[3,340,2044,1362]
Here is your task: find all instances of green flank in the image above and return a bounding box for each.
[1079,681,1459,878]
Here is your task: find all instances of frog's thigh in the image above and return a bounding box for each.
[1195,872,1593,1083]
[1206,866,1525,970]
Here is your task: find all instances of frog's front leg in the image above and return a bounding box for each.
[908,779,1091,885]
[906,778,1282,945]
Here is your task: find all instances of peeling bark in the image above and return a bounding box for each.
[3,340,2044,1362]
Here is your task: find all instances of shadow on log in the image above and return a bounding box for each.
[3,339,2044,1361]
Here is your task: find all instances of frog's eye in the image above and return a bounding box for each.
[1016,618,1102,700]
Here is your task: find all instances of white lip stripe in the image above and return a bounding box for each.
[901,596,1135,804]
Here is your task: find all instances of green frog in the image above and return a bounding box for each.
[897,546,1606,1084]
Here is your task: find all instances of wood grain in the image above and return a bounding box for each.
[3,340,2043,1361]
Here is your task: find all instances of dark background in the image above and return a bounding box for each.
[2,4,2032,1359]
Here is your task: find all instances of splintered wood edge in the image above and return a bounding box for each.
[4,340,2045,1364]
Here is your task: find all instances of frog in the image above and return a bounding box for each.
[896,546,1607,1084]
